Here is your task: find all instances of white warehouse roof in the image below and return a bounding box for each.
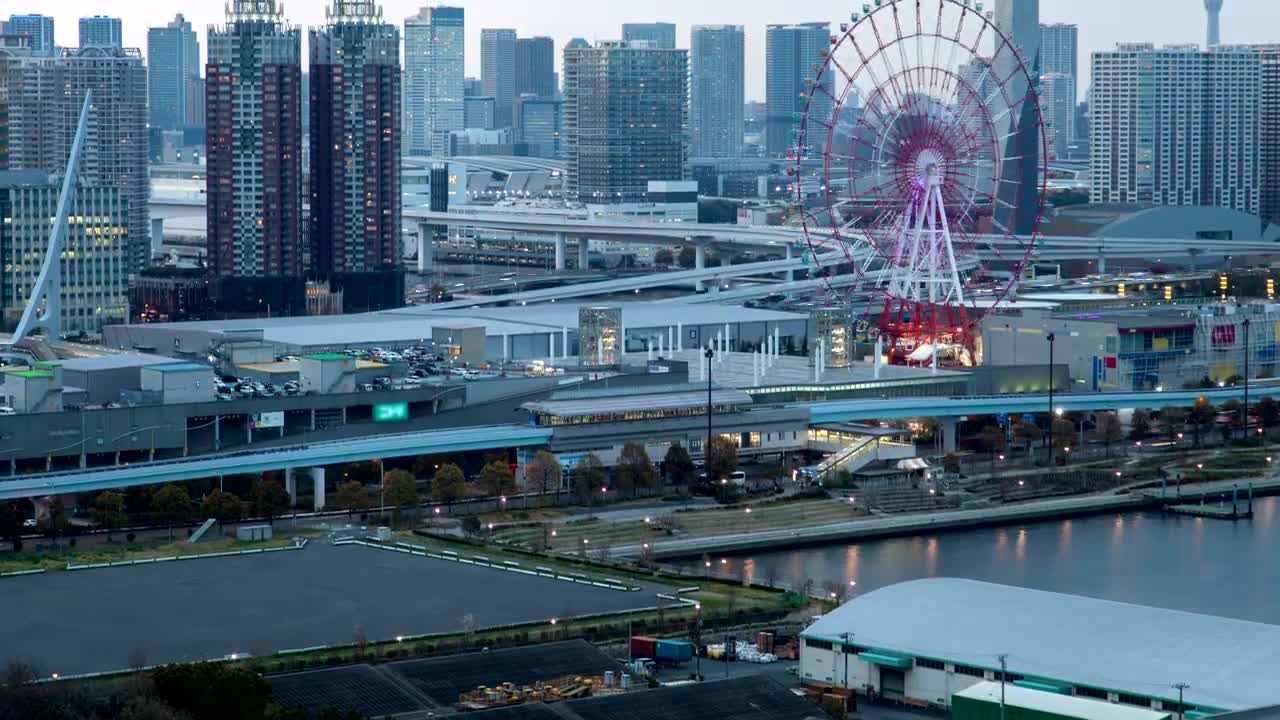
[804,578,1280,712]
[956,682,1170,720]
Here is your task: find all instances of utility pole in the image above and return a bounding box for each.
[998,653,1009,720]
[705,346,715,475]
[1172,682,1190,720]
[1243,318,1250,442]
[840,632,853,695]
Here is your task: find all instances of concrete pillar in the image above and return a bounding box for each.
[874,336,883,380]
[562,326,569,360]
[578,238,589,270]
[677,323,684,352]
[554,233,567,271]
[784,243,795,282]
[815,340,823,383]
[285,468,297,503]
[417,221,434,273]
[700,347,707,381]
[942,417,958,454]
[668,326,675,355]
[695,242,707,292]
[724,323,731,354]
[503,334,510,363]
[151,217,165,259]
[311,468,327,511]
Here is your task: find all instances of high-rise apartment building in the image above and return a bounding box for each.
[563,40,688,203]
[1039,73,1074,160]
[1040,22,1078,140]
[404,6,463,156]
[0,173,128,334]
[1206,0,1224,47]
[622,22,676,50]
[79,16,122,49]
[6,15,53,56]
[690,25,744,159]
[0,45,150,272]
[309,0,401,313]
[765,22,830,157]
[147,15,201,132]
[206,0,304,291]
[481,28,517,129]
[516,36,555,99]
[1090,44,1259,215]
[1253,45,1279,225]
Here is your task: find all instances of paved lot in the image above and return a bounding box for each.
[0,543,667,676]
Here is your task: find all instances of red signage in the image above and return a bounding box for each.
[1211,325,1236,348]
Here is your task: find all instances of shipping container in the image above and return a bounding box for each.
[630,635,658,659]
[655,639,695,663]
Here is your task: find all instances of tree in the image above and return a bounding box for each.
[333,480,372,517]
[526,451,562,500]
[200,489,243,525]
[151,485,192,540]
[654,247,674,267]
[478,460,516,498]
[431,463,466,509]
[616,442,656,498]
[705,436,738,482]
[1014,421,1042,465]
[90,491,127,542]
[1257,396,1280,430]
[1130,410,1153,442]
[1051,417,1075,453]
[0,502,20,552]
[663,443,695,485]
[1188,398,1216,447]
[677,245,697,269]
[573,453,606,505]
[384,469,419,523]
[1162,406,1189,441]
[943,452,961,474]
[152,662,272,720]
[978,424,1006,475]
[1096,412,1123,457]
[252,479,291,525]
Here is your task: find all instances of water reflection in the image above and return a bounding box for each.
[673,497,1280,624]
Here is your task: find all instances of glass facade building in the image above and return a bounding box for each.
[578,306,622,367]
[765,22,830,157]
[481,28,517,129]
[404,6,463,156]
[147,14,201,132]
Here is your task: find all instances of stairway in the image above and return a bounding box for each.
[816,436,879,481]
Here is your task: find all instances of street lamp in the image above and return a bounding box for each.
[1046,332,1056,465]
[705,346,715,477]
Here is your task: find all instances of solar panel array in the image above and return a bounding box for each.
[268,664,423,717]
[387,640,616,705]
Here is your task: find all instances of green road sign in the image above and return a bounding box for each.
[373,402,409,423]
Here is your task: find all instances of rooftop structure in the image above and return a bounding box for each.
[803,578,1280,712]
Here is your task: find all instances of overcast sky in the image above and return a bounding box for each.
[37,0,1277,101]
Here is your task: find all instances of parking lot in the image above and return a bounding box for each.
[0,543,670,676]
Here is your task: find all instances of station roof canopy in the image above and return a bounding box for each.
[804,578,1280,712]
[522,387,753,419]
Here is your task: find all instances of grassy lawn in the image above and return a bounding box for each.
[0,530,318,575]
[490,498,864,552]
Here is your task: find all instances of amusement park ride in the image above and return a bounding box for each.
[792,0,1047,368]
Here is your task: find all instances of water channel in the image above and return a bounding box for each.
[673,496,1280,623]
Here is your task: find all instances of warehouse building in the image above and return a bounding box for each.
[800,578,1280,714]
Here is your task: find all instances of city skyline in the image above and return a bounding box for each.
[29,0,1276,100]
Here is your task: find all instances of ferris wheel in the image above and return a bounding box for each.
[793,0,1047,367]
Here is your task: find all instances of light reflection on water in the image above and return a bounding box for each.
[672,497,1280,624]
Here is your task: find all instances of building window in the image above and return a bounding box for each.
[1075,687,1108,700]
[953,664,986,678]
[1118,693,1151,708]
[916,658,945,671]
[804,638,833,651]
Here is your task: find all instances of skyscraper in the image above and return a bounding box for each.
[147,14,201,132]
[1253,45,1279,226]
[993,0,1041,235]
[6,15,53,56]
[404,6,463,156]
[765,22,830,157]
[1040,23,1079,141]
[309,0,401,312]
[464,96,495,130]
[0,44,150,272]
[206,0,304,293]
[517,97,562,159]
[690,25,744,159]
[565,38,590,51]
[622,22,676,49]
[1090,44,1259,214]
[516,36,555,99]
[1206,0,1224,47]
[563,40,688,203]
[79,16,122,49]
[1039,73,1074,160]
[481,28,517,129]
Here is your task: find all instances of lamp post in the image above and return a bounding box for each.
[1243,318,1251,442]
[839,631,853,695]
[1172,683,1190,720]
[705,346,715,476]
[1046,333,1056,465]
